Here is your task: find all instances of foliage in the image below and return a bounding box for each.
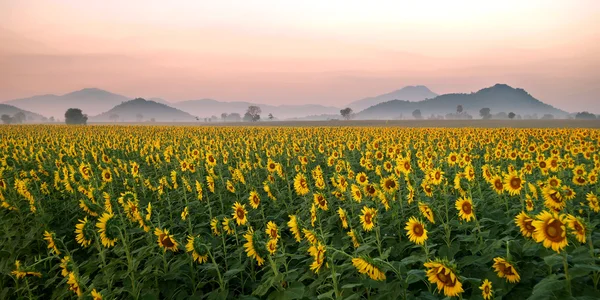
[340,108,353,120]
[0,126,599,299]
[65,108,88,125]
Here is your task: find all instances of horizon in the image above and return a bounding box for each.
[1,1,599,113]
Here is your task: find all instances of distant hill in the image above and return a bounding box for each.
[0,104,46,122]
[91,98,197,122]
[4,88,130,119]
[348,85,438,111]
[172,99,340,120]
[357,84,568,119]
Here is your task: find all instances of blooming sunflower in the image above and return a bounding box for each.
[43,231,61,255]
[266,239,278,255]
[380,175,399,194]
[154,228,179,252]
[542,186,566,211]
[503,171,524,196]
[308,242,326,274]
[360,206,377,231]
[351,184,363,203]
[288,215,302,242]
[352,257,386,281]
[232,202,248,226]
[525,194,535,211]
[480,279,493,300]
[248,191,261,209]
[492,257,520,283]
[293,173,310,196]
[490,175,504,194]
[74,217,93,248]
[355,172,369,186]
[303,228,318,244]
[455,197,475,222]
[313,193,328,211]
[429,168,445,185]
[66,272,82,297]
[566,215,586,243]
[226,180,236,193]
[514,211,535,238]
[265,221,279,240]
[419,202,435,224]
[243,228,265,266]
[181,206,189,221]
[532,211,568,253]
[405,217,428,245]
[338,207,349,229]
[586,192,599,212]
[96,212,118,247]
[186,235,209,264]
[424,260,464,297]
[310,203,317,227]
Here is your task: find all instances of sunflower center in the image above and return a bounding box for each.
[573,222,583,233]
[524,220,535,232]
[510,178,521,189]
[237,209,245,219]
[365,213,372,224]
[540,162,547,168]
[462,202,472,214]
[160,235,175,247]
[545,221,563,241]
[404,162,410,170]
[494,180,503,190]
[413,224,423,236]
[484,286,490,294]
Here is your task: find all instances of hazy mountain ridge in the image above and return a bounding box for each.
[91,98,196,122]
[357,84,568,119]
[0,104,46,121]
[348,85,438,111]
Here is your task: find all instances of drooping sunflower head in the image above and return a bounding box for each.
[492,257,520,283]
[405,216,428,245]
[185,235,209,264]
[221,217,235,235]
[542,186,566,211]
[154,228,179,252]
[210,217,221,236]
[424,259,464,297]
[287,215,302,242]
[380,176,398,194]
[587,192,600,212]
[74,217,94,248]
[532,211,568,253]
[514,211,535,238]
[352,257,386,281]
[307,242,326,274]
[313,193,328,211]
[232,202,248,226]
[96,212,118,248]
[419,202,435,224]
[243,228,265,266]
[43,231,61,255]
[455,197,475,222]
[293,173,310,196]
[566,215,586,244]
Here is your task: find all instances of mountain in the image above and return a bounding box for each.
[348,85,438,111]
[357,84,568,120]
[0,104,46,122]
[4,88,130,119]
[91,98,197,122]
[172,99,340,120]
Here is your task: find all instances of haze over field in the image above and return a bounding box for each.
[1,0,599,115]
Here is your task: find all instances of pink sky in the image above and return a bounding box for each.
[1,0,599,112]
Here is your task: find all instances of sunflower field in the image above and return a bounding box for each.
[1,125,599,300]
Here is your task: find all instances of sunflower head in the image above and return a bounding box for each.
[232,202,248,226]
[405,216,428,245]
[492,257,520,283]
[480,279,493,300]
[424,259,464,297]
[532,211,568,253]
[360,206,377,231]
[154,228,179,252]
[455,197,475,222]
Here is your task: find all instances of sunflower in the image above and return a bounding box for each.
[313,193,328,211]
[492,257,520,283]
[532,211,568,253]
[406,184,415,204]
[243,228,265,266]
[206,176,215,193]
[429,168,444,185]
[265,221,279,240]
[528,182,538,199]
[308,242,326,274]
[293,173,310,196]
[154,228,179,252]
[424,260,464,297]
[186,235,209,263]
[181,206,189,221]
[355,172,369,186]
[405,217,428,245]
[60,256,70,277]
[542,186,565,211]
[562,185,576,201]
[547,176,561,188]
[226,180,236,193]
[360,206,377,231]
[266,238,278,255]
[352,257,386,281]
[351,184,363,202]
[503,171,524,196]
[421,180,433,197]
[232,202,248,226]
[91,289,103,300]
[210,217,221,235]
[364,184,378,198]
[310,204,317,227]
[221,217,235,235]
[525,194,535,211]
[490,175,504,194]
[586,192,599,212]
[480,279,493,300]
[288,215,302,242]
[96,212,118,248]
[248,191,261,209]
[303,228,318,244]
[566,215,586,243]
[43,231,61,255]
[347,230,360,248]
[455,197,475,222]
[419,202,435,224]
[101,169,112,183]
[11,260,42,279]
[338,207,349,229]
[514,211,535,238]
[66,272,82,297]
[380,175,398,194]
[74,217,93,247]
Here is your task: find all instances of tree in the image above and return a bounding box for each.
[457,105,463,114]
[575,111,597,119]
[13,112,26,124]
[268,113,274,120]
[221,113,228,121]
[109,114,119,122]
[541,114,554,120]
[65,108,88,125]
[136,114,144,122]
[479,108,491,119]
[508,112,516,119]
[49,116,55,122]
[340,108,353,120]
[246,106,261,122]
[412,109,422,120]
[1,114,12,124]
[227,113,242,122]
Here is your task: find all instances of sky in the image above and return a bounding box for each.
[1,0,599,112]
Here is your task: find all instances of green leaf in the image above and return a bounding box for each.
[223,268,244,278]
[341,283,363,289]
